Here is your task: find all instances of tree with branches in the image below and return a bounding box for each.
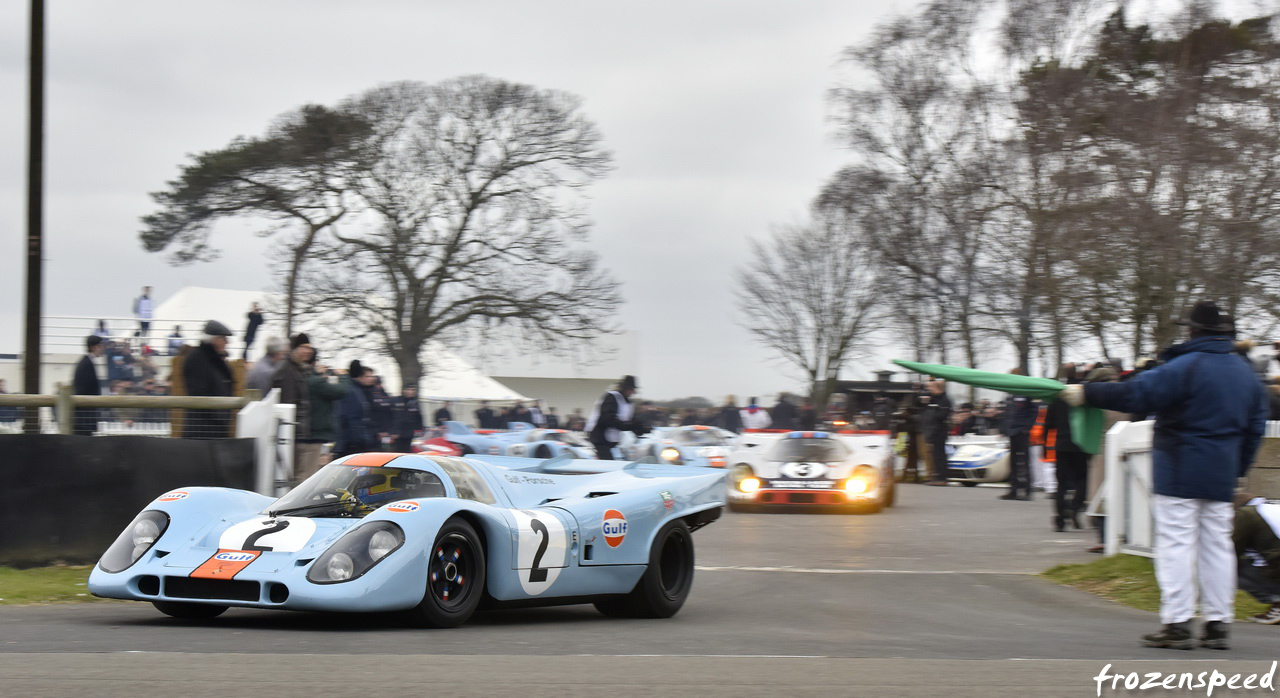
[734,212,885,410]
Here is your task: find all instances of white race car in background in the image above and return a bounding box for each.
[627,425,733,468]
[946,437,1011,487]
[726,430,896,513]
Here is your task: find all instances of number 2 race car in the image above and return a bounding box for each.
[726,430,896,513]
[89,452,725,627]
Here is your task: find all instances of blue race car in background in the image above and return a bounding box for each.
[88,451,725,627]
[627,425,732,468]
[438,421,596,459]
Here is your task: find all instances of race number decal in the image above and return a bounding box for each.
[780,461,827,479]
[511,509,569,595]
[219,516,317,553]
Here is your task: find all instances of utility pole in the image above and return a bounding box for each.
[24,0,45,433]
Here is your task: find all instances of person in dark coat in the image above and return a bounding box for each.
[242,302,264,360]
[919,380,952,485]
[391,385,424,453]
[1233,493,1280,625]
[797,398,817,431]
[73,335,105,435]
[273,335,314,476]
[869,393,895,431]
[1000,369,1039,501]
[300,355,348,480]
[770,393,797,430]
[585,375,648,459]
[1046,364,1086,526]
[474,401,496,429]
[181,321,234,439]
[433,400,453,427]
[715,395,742,434]
[334,361,380,457]
[1062,301,1268,649]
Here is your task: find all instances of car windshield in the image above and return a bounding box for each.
[671,429,725,447]
[265,463,446,518]
[768,437,848,463]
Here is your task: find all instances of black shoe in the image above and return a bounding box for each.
[1142,622,1196,650]
[1053,516,1065,533]
[1201,621,1230,650]
[999,492,1017,500]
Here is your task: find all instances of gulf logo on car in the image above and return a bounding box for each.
[157,490,188,502]
[602,509,628,548]
[385,501,420,513]
[214,551,257,562]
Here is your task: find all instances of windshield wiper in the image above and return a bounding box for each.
[268,497,362,518]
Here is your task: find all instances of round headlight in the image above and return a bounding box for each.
[660,447,682,464]
[132,518,160,548]
[327,553,354,581]
[846,478,870,494]
[739,477,761,494]
[368,530,399,561]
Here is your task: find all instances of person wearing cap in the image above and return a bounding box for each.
[585,375,648,459]
[274,334,315,477]
[1060,300,1269,650]
[73,335,105,436]
[181,320,235,439]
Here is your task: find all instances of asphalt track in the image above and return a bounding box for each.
[4,483,1278,697]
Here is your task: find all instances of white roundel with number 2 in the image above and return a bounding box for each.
[511,509,569,595]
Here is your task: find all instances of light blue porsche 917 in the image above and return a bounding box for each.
[88,451,725,627]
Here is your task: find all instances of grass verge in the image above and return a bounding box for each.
[1043,554,1269,621]
[0,566,100,605]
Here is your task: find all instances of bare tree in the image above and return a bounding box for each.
[299,77,621,386]
[140,105,371,336]
[734,213,885,409]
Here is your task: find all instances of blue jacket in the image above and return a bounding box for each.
[1083,335,1267,502]
[1001,395,1038,437]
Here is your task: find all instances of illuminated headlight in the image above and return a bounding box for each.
[739,477,761,494]
[99,510,169,573]
[845,466,877,495]
[308,521,405,584]
[660,447,683,464]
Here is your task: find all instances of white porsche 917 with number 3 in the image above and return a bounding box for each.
[726,431,896,513]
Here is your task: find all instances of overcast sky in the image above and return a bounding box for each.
[1,0,923,401]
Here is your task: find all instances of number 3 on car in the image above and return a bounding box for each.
[511,509,570,595]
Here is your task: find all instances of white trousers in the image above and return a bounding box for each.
[1029,445,1056,492]
[1153,494,1235,625]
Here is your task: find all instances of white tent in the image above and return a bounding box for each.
[417,342,532,402]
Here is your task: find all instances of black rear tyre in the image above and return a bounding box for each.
[960,481,978,487]
[408,518,486,628]
[593,519,694,619]
[152,601,228,619]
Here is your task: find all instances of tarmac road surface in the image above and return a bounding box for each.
[4,483,1277,696]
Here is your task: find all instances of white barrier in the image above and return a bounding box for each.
[235,389,295,496]
[1102,420,1154,557]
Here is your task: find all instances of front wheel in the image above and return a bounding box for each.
[960,481,978,488]
[594,519,694,619]
[152,601,227,619]
[408,517,486,628]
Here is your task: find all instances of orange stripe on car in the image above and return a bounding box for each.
[342,452,402,467]
[190,549,261,579]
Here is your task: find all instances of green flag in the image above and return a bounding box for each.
[892,359,1103,454]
